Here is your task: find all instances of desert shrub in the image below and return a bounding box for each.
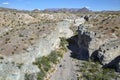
[17,63,23,69]
[12,51,15,54]
[5,32,9,35]
[33,37,68,80]
[0,56,4,59]
[33,53,58,80]
[34,56,51,72]
[5,38,10,42]
[59,37,68,52]
[79,60,118,80]
[19,34,24,37]
[25,74,30,80]
[37,70,46,80]
[57,50,64,58]
[29,38,34,40]
[48,51,58,64]
[60,37,68,47]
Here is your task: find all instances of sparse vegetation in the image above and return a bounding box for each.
[12,51,14,54]
[19,34,24,37]
[0,7,120,80]
[17,63,23,69]
[33,37,68,80]
[77,60,119,80]
[0,56,4,59]
[25,74,31,80]
[33,50,62,80]
[59,37,68,52]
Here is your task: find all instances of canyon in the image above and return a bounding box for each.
[0,8,120,80]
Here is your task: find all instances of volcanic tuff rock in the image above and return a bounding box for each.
[77,24,120,71]
[0,9,77,80]
[78,22,119,54]
[77,24,108,57]
[0,20,73,80]
[77,25,95,59]
[98,39,120,71]
[0,8,120,80]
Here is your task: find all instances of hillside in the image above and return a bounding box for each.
[0,7,120,80]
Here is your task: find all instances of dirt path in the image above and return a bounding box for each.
[49,50,77,80]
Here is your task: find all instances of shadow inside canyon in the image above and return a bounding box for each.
[103,56,120,72]
[67,35,89,61]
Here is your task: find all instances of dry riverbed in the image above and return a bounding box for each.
[49,50,78,80]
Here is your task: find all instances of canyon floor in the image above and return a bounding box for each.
[49,50,77,80]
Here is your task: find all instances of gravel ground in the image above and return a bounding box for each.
[49,51,77,80]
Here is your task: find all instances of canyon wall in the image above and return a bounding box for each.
[77,24,120,72]
[0,20,74,80]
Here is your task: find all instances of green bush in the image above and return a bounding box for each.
[59,37,68,51]
[37,69,46,80]
[25,74,30,80]
[48,51,58,64]
[34,56,51,72]
[79,60,118,80]
[33,37,68,80]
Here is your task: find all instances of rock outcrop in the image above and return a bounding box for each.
[98,39,120,71]
[0,20,73,80]
[77,24,120,71]
[77,25,95,59]
[98,39,120,65]
[0,7,120,80]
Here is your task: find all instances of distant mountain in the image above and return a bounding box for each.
[0,7,30,13]
[0,7,91,13]
[78,7,91,12]
[43,7,92,13]
[1,7,120,13]
[32,9,40,12]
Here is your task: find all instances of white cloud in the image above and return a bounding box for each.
[85,6,90,9]
[2,2,9,5]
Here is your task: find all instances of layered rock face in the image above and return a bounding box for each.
[0,8,80,80]
[0,8,120,80]
[98,39,120,65]
[0,21,73,80]
[77,24,120,71]
[77,25,95,59]
[98,39,120,70]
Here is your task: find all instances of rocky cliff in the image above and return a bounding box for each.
[77,25,95,58]
[98,39,120,71]
[0,20,73,80]
[0,8,120,80]
[77,24,120,72]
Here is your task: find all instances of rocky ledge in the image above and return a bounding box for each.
[98,39,120,71]
[77,24,120,72]
[0,20,73,80]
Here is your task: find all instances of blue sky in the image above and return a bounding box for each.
[0,0,120,11]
